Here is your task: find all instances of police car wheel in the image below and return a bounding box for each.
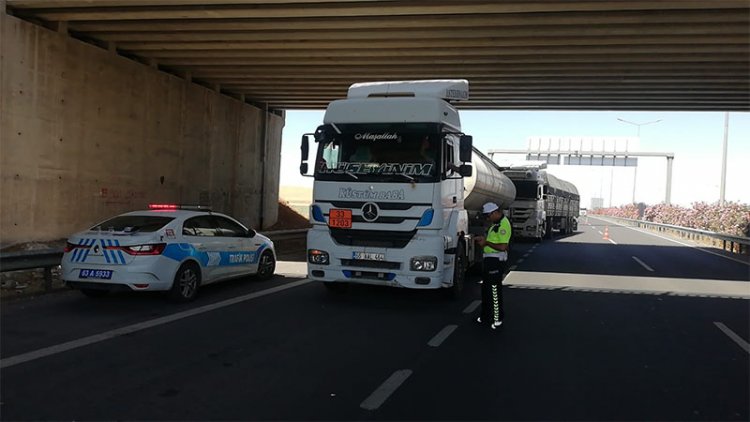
[256,251,276,280]
[168,263,200,302]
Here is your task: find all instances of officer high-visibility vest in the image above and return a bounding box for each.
[484,216,511,260]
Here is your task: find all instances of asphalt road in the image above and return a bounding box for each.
[1,216,748,421]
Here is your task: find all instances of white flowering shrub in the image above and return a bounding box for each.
[593,202,750,237]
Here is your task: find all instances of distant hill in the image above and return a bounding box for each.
[280,185,312,204]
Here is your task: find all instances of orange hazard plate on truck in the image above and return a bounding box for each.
[328,209,352,228]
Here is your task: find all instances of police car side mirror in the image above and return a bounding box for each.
[246,229,256,238]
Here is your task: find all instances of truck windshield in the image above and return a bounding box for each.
[314,123,442,183]
[514,181,540,199]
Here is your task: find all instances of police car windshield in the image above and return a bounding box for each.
[91,216,174,233]
[314,123,441,183]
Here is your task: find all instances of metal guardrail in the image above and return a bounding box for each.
[0,228,310,281]
[594,215,750,256]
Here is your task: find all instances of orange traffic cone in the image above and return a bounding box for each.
[603,226,610,241]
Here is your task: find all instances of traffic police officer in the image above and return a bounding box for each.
[474,202,511,329]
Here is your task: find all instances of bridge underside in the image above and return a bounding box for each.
[7,0,750,111]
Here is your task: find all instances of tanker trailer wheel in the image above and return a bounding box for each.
[446,240,467,299]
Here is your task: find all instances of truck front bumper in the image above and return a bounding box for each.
[306,228,452,289]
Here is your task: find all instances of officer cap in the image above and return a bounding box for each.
[482,202,499,214]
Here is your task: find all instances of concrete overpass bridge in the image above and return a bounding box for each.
[2,0,749,245]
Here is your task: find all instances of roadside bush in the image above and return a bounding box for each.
[593,201,750,237]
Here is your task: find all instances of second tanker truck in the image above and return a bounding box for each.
[299,79,516,296]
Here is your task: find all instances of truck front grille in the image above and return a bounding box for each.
[330,229,416,248]
[511,208,533,223]
[341,259,401,270]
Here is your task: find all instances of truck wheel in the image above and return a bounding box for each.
[537,222,546,242]
[545,218,554,239]
[447,241,466,299]
[168,262,201,302]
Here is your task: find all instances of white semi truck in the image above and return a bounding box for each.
[299,80,515,296]
[502,163,579,241]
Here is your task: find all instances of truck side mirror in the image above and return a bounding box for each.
[459,135,473,163]
[459,164,472,177]
[300,135,310,175]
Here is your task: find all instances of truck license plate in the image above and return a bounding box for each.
[353,252,385,261]
[329,208,352,228]
[79,269,113,279]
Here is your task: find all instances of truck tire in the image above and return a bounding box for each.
[537,221,546,242]
[545,217,554,239]
[446,241,466,299]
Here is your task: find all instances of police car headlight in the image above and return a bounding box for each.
[410,256,437,272]
[308,249,329,265]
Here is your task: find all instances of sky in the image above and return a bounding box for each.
[279,109,749,209]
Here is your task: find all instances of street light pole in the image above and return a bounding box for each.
[617,118,662,204]
[720,112,729,206]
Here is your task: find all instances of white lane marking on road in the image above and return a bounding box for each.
[523,253,530,258]
[632,256,655,272]
[505,271,750,298]
[597,231,603,235]
[600,218,750,267]
[608,239,618,245]
[0,279,312,369]
[463,300,481,314]
[428,325,458,347]
[360,369,413,411]
[714,322,750,354]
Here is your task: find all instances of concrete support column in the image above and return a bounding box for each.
[665,156,674,204]
[54,20,68,34]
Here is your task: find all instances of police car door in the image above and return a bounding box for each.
[214,215,258,278]
[181,215,224,283]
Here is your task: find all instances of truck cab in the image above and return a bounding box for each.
[299,80,475,293]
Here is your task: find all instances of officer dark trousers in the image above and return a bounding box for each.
[480,257,506,324]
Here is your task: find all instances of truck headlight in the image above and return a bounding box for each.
[308,249,329,265]
[410,256,437,272]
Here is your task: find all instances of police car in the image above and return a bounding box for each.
[61,204,276,301]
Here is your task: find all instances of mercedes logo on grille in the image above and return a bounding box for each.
[93,245,100,254]
[361,202,379,222]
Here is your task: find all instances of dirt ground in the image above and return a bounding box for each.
[0,202,309,301]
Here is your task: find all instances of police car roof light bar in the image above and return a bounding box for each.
[148,204,212,211]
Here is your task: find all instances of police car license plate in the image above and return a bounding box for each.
[79,269,113,279]
[353,252,385,261]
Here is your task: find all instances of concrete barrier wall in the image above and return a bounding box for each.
[0,12,283,247]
